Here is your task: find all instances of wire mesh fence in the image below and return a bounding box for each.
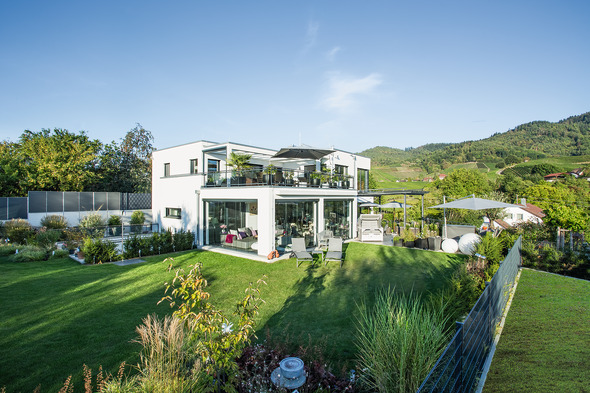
[417,236,522,393]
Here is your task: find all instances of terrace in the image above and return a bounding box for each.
[202,167,355,189]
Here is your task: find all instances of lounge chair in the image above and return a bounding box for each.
[324,238,343,267]
[292,237,313,267]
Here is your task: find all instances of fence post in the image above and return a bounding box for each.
[455,321,464,392]
[485,281,492,345]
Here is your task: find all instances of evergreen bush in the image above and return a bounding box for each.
[82,237,119,264]
[4,219,34,245]
[40,215,69,229]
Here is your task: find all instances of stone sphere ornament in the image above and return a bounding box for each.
[458,233,482,255]
[441,238,459,253]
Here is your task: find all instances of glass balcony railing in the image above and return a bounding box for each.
[203,168,354,189]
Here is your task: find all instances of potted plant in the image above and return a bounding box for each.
[309,171,321,187]
[285,171,295,186]
[227,152,252,186]
[263,164,277,184]
[393,235,403,247]
[400,228,417,248]
[108,215,122,236]
[342,175,351,189]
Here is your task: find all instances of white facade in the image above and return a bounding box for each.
[152,141,371,258]
[502,205,544,226]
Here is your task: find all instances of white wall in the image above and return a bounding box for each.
[502,206,543,226]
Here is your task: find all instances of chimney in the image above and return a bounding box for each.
[521,198,526,206]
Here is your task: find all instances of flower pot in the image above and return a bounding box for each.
[403,240,414,248]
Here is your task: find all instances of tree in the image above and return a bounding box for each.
[0,141,24,196]
[544,205,588,231]
[13,129,101,194]
[95,124,154,193]
[226,152,252,175]
[436,168,491,198]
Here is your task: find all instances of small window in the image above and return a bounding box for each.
[164,163,170,177]
[190,159,198,174]
[517,214,523,220]
[165,207,181,219]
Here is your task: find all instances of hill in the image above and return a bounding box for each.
[360,112,590,173]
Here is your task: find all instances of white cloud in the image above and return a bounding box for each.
[320,72,383,112]
[304,20,319,52]
[326,46,341,61]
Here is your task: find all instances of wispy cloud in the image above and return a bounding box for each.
[304,20,319,52]
[326,46,341,61]
[320,72,383,112]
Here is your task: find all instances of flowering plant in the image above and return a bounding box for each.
[220,224,228,234]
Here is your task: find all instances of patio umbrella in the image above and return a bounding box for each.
[272,146,334,160]
[360,202,381,207]
[380,202,409,209]
[430,196,517,210]
[430,195,519,238]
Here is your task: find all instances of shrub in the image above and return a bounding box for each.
[80,212,107,228]
[0,244,18,256]
[123,235,153,259]
[108,215,122,226]
[9,245,47,262]
[475,232,503,265]
[82,237,119,264]
[130,210,146,233]
[173,230,194,251]
[50,249,70,259]
[63,227,86,252]
[40,215,69,229]
[4,219,34,245]
[154,231,173,254]
[495,160,505,169]
[355,289,452,393]
[159,261,267,389]
[34,228,61,250]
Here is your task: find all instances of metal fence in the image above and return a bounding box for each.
[417,236,522,393]
[0,197,28,220]
[28,191,151,213]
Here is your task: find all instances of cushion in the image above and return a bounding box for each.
[251,229,257,236]
[238,227,247,233]
[245,228,253,237]
[230,229,238,236]
[238,231,247,239]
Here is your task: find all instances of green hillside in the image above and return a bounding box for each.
[360,111,590,177]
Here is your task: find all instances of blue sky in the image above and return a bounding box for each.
[1,1,588,153]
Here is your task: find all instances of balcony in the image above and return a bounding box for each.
[203,167,354,189]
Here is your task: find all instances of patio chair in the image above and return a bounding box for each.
[292,237,313,267]
[318,230,333,250]
[324,238,343,267]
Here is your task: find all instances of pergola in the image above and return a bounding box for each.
[358,188,429,230]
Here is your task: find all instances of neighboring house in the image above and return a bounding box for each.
[152,141,371,258]
[544,172,564,182]
[494,201,545,228]
[438,174,447,180]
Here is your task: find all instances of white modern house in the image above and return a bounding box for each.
[152,141,371,258]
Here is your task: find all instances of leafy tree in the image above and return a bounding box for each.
[95,124,154,193]
[436,168,491,198]
[0,142,24,196]
[544,205,588,231]
[17,129,101,192]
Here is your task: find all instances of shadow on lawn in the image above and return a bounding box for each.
[260,243,466,372]
[0,259,171,393]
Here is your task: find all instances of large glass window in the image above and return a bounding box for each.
[324,200,352,239]
[206,201,258,251]
[275,200,316,248]
[357,168,369,190]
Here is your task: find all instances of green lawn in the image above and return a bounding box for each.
[0,243,465,393]
[484,269,590,393]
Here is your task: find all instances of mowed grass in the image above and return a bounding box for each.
[0,244,466,393]
[484,269,590,393]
